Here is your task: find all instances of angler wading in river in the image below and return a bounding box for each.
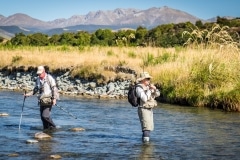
[135,72,160,142]
[24,66,59,130]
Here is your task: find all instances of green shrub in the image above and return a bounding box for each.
[142,53,154,66]
[128,51,137,58]
[107,50,114,56]
[12,55,23,64]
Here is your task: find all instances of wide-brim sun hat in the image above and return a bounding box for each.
[136,72,152,82]
[37,66,45,74]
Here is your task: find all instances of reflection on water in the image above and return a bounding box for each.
[138,143,159,160]
[0,90,240,160]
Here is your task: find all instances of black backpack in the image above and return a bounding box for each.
[128,84,142,107]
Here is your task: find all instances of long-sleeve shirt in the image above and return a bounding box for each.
[136,84,160,108]
[33,74,58,99]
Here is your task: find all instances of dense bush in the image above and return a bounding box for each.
[3,17,239,48]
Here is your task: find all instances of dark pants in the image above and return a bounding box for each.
[142,130,150,138]
[40,106,56,129]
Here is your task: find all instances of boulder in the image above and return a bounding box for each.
[34,132,52,139]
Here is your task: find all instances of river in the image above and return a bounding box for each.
[0,90,240,160]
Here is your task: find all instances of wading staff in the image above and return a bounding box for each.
[55,104,77,119]
[19,90,26,130]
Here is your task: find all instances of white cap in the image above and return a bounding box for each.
[37,66,45,74]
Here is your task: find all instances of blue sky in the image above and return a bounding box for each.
[1,0,239,21]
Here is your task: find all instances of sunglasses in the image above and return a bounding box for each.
[146,78,151,81]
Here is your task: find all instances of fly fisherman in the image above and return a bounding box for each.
[24,66,58,130]
[136,72,160,142]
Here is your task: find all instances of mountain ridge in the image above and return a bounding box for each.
[0,6,204,29]
[0,6,233,39]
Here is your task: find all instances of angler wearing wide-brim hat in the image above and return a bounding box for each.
[135,72,160,142]
[136,72,152,83]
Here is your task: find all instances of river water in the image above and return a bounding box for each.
[0,90,240,160]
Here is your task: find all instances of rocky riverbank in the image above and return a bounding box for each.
[1,66,240,112]
[0,66,133,99]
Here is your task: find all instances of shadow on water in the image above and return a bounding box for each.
[0,90,240,160]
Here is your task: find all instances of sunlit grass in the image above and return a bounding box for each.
[0,29,239,111]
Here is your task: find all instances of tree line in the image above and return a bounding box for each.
[2,16,240,48]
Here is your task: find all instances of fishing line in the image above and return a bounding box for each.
[55,104,78,119]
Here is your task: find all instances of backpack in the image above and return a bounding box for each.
[128,84,142,107]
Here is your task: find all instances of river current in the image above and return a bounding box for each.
[0,90,239,160]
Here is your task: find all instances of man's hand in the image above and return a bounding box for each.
[52,99,57,106]
[24,93,30,97]
[24,90,33,97]
[149,84,156,90]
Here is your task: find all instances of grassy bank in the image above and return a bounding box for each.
[0,44,240,111]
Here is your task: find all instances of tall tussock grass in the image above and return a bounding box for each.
[0,24,239,111]
[157,24,240,111]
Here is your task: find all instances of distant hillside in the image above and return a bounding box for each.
[0,6,202,29]
[0,6,225,39]
[0,28,13,39]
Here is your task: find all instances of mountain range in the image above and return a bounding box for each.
[0,6,221,39]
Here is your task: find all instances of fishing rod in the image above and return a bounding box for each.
[55,104,77,119]
[19,90,26,130]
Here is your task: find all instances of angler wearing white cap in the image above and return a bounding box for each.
[25,66,59,130]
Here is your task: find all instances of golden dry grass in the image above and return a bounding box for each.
[0,46,170,78]
[0,45,239,84]
[1,45,240,110]
[0,46,149,68]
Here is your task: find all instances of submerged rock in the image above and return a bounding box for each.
[69,127,85,132]
[0,112,9,116]
[34,132,52,139]
[26,139,39,143]
[50,154,62,159]
[8,153,19,157]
